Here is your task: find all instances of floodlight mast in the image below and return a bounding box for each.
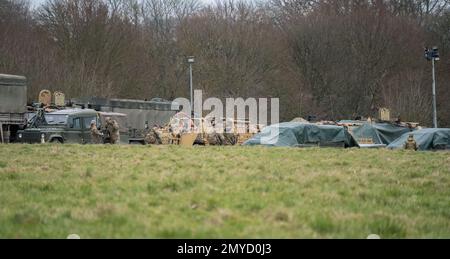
[187,56,195,116]
[425,47,439,128]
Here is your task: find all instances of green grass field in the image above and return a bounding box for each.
[0,144,449,239]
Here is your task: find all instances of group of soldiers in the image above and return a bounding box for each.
[90,117,120,144]
[205,132,238,146]
[143,125,239,146]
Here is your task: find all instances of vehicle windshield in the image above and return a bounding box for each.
[45,114,68,125]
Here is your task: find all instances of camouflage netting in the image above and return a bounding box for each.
[243,123,357,147]
[349,123,414,145]
[388,128,450,151]
[243,122,444,150]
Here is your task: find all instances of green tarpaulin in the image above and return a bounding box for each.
[244,123,356,147]
[350,123,413,145]
[388,128,450,151]
[244,122,448,150]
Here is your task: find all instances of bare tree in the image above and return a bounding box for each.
[0,0,448,126]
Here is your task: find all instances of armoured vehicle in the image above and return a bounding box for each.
[0,74,27,143]
[17,109,129,144]
[143,113,263,146]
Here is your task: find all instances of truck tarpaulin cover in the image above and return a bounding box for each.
[350,123,413,145]
[388,128,450,151]
[243,123,356,147]
[0,74,27,114]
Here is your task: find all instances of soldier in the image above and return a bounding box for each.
[90,120,103,144]
[404,134,418,151]
[105,117,120,144]
[206,133,222,146]
[144,127,162,145]
[144,131,157,145]
[222,133,237,146]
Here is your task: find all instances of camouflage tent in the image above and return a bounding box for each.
[349,123,414,146]
[388,128,450,151]
[244,122,357,148]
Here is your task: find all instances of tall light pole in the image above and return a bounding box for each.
[425,47,440,128]
[187,56,195,116]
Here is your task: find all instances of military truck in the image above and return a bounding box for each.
[18,109,131,144]
[0,74,27,143]
[72,97,180,143]
[17,109,100,144]
[72,97,180,129]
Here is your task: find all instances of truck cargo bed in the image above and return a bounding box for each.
[0,74,27,114]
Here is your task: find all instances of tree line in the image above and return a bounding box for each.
[1,0,449,126]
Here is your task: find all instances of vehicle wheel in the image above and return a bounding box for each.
[50,138,63,144]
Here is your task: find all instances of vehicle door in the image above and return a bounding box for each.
[65,117,84,144]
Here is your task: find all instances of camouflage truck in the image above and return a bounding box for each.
[192,117,263,146]
[0,74,27,143]
[143,113,263,147]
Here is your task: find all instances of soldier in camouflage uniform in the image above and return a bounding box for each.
[222,133,237,145]
[404,134,418,151]
[206,133,222,146]
[106,117,120,144]
[144,130,157,145]
[90,120,103,144]
[144,127,163,145]
[219,121,237,146]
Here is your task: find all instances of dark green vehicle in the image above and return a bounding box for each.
[17,109,102,144]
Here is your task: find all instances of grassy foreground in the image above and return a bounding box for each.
[0,144,449,239]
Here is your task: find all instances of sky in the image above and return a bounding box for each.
[31,0,47,7]
[31,0,218,7]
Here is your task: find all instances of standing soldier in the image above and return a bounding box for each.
[404,134,418,151]
[90,120,103,144]
[106,117,120,144]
